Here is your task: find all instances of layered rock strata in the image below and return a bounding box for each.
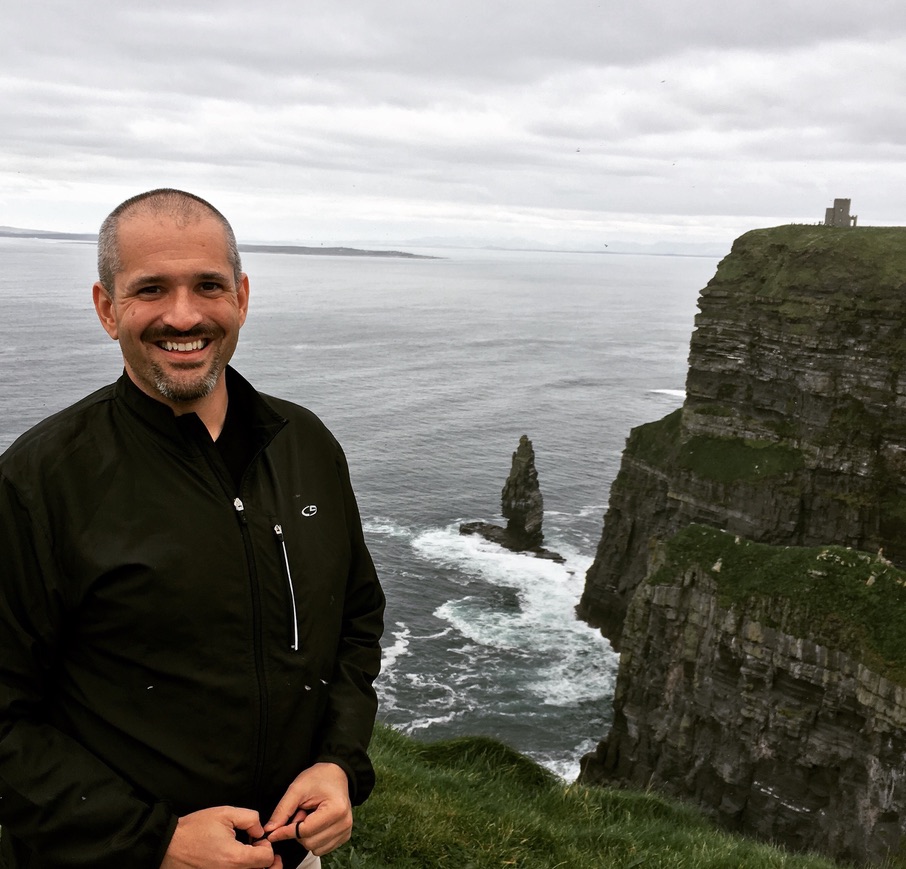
[580,524,906,865]
[576,226,906,862]
[500,434,544,547]
[579,226,906,648]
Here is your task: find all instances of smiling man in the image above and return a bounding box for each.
[0,190,385,869]
[92,197,250,437]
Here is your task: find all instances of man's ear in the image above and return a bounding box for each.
[93,282,119,340]
[237,273,250,328]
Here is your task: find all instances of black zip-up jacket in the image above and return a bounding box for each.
[0,368,385,868]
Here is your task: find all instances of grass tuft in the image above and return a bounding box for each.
[326,725,848,868]
[650,524,906,683]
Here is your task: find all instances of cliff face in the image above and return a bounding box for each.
[576,226,906,863]
[580,525,906,865]
[579,226,906,647]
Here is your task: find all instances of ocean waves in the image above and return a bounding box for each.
[366,519,619,779]
[4,241,718,782]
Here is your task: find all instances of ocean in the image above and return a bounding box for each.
[0,236,721,779]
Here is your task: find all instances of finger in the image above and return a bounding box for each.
[296,819,352,857]
[293,807,352,854]
[264,809,308,843]
[235,836,277,869]
[248,847,278,869]
[230,808,266,841]
[266,784,309,832]
[249,844,278,869]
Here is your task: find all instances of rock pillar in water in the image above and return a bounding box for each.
[501,435,544,548]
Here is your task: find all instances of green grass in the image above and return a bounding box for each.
[677,435,804,483]
[626,410,804,484]
[625,409,683,469]
[649,525,906,684]
[326,725,845,868]
[715,226,906,301]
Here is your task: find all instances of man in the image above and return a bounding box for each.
[0,189,385,868]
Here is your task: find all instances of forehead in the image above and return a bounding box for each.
[115,211,232,278]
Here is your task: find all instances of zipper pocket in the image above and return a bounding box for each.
[273,524,300,652]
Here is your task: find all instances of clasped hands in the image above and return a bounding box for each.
[160,762,352,869]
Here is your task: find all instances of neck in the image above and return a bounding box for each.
[124,369,230,440]
[186,386,229,441]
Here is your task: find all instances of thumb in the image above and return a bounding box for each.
[227,806,266,840]
[265,784,308,832]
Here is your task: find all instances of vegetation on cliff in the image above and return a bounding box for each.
[628,408,805,483]
[716,225,906,302]
[325,724,842,868]
[650,524,906,685]
[578,224,906,861]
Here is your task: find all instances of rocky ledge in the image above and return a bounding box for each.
[576,225,906,863]
[579,226,906,648]
[580,524,906,866]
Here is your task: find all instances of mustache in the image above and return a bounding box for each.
[142,327,219,342]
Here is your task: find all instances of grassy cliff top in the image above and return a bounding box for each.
[710,224,906,300]
[651,524,906,684]
[322,724,842,868]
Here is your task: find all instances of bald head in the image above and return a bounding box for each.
[97,189,242,296]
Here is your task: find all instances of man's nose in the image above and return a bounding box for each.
[162,287,203,331]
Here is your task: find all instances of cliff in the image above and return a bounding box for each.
[578,226,906,647]
[580,525,906,865]
[576,225,906,863]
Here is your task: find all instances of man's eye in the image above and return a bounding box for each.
[137,286,163,297]
[199,282,223,293]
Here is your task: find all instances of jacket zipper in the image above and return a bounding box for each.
[233,496,269,804]
[273,524,300,652]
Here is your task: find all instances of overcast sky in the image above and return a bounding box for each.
[4,0,906,249]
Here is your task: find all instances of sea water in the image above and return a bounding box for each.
[0,237,721,779]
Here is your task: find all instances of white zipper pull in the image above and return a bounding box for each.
[233,497,247,524]
[274,524,300,652]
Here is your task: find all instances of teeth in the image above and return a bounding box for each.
[161,340,206,352]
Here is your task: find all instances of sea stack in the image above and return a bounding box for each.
[460,435,563,562]
[501,434,544,548]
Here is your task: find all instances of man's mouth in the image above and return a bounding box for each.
[157,339,210,352]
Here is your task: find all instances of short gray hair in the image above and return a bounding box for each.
[96,188,242,295]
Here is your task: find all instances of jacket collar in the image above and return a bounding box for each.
[115,366,287,452]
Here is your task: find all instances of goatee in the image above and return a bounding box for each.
[152,365,221,403]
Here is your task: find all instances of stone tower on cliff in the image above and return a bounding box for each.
[824,197,858,227]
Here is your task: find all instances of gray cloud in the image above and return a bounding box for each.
[3,0,906,246]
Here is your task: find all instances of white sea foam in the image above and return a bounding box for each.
[6,241,714,779]
[530,646,618,706]
[411,524,617,710]
[537,735,602,781]
[363,517,414,538]
[402,710,463,732]
[381,622,411,672]
[648,388,686,398]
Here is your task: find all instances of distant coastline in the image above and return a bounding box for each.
[237,243,438,260]
[0,225,728,259]
[0,227,97,242]
[0,227,439,260]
